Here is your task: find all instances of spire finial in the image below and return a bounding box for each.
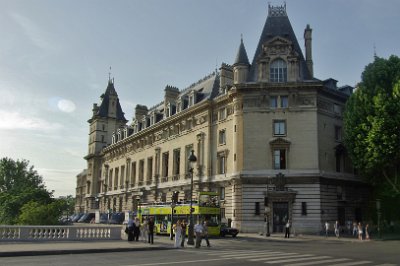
[108,66,112,83]
[373,43,378,59]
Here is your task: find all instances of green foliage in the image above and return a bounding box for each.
[344,55,400,196]
[17,201,62,225]
[0,157,53,224]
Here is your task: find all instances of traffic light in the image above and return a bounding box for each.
[171,191,179,203]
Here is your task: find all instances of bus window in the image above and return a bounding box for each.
[199,194,220,207]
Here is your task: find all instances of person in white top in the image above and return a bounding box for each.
[334,220,340,238]
[173,220,182,248]
[194,221,204,248]
[325,221,329,237]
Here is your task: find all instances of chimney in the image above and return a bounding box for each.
[304,24,313,78]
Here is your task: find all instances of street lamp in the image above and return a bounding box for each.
[187,150,197,245]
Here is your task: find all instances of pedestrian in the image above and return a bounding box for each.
[325,221,329,237]
[352,221,358,237]
[126,215,134,242]
[180,219,187,247]
[142,218,149,242]
[365,224,370,240]
[174,220,182,248]
[285,219,291,238]
[134,217,141,241]
[334,220,340,238]
[148,217,155,244]
[203,220,211,247]
[194,220,204,248]
[357,222,363,240]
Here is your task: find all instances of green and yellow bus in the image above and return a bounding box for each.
[139,192,221,236]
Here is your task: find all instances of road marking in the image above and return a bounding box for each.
[285,258,351,266]
[249,253,297,261]
[221,251,282,258]
[265,255,326,264]
[231,251,285,259]
[327,261,372,266]
[208,250,270,255]
[123,257,230,266]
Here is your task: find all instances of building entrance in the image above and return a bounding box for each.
[273,202,288,233]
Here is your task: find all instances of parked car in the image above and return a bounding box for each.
[71,213,84,222]
[220,224,239,237]
[77,213,95,223]
[109,212,125,224]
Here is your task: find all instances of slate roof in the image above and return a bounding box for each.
[234,37,250,66]
[95,80,127,121]
[247,5,311,82]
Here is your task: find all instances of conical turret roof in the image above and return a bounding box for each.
[234,36,250,66]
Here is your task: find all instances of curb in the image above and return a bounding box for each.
[0,245,172,258]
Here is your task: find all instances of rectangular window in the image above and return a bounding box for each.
[120,165,125,188]
[131,162,136,186]
[218,153,226,174]
[335,126,342,141]
[334,104,341,115]
[302,202,307,216]
[147,157,153,181]
[255,202,260,215]
[219,108,227,120]
[336,154,341,172]
[220,187,225,200]
[139,160,144,181]
[162,152,169,178]
[114,167,119,189]
[270,96,278,108]
[274,149,286,169]
[280,96,288,108]
[219,129,226,145]
[273,120,286,136]
[173,149,180,175]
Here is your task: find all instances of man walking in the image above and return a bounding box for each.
[194,220,204,248]
[334,220,340,238]
[148,217,155,244]
[203,220,211,247]
[181,219,187,247]
[325,221,329,237]
[285,219,291,238]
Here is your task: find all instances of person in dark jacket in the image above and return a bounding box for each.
[127,216,134,241]
[133,217,141,241]
[148,217,155,244]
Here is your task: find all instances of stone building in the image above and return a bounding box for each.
[76,4,370,233]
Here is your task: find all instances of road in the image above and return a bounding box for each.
[1,236,398,266]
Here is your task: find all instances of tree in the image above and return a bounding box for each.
[344,55,400,196]
[0,157,53,224]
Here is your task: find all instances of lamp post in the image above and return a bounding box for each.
[187,150,197,245]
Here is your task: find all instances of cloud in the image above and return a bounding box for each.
[10,12,55,51]
[0,110,63,130]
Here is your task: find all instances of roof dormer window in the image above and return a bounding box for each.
[270,59,287,82]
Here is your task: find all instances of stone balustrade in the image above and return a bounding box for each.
[0,225,123,241]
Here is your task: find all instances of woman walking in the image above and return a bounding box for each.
[173,220,183,248]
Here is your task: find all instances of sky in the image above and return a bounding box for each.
[1,0,399,197]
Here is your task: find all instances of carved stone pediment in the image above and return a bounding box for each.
[260,36,298,58]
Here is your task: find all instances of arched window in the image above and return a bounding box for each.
[270,59,287,82]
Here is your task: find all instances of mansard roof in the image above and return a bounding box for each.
[247,4,311,81]
[148,72,220,114]
[233,37,250,66]
[95,79,127,121]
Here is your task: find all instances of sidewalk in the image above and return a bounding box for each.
[0,233,370,257]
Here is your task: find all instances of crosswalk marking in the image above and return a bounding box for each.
[181,248,395,266]
[265,255,329,264]
[327,261,372,266]
[231,251,285,259]
[249,253,298,261]
[285,258,351,266]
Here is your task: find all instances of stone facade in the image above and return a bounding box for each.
[76,4,370,234]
